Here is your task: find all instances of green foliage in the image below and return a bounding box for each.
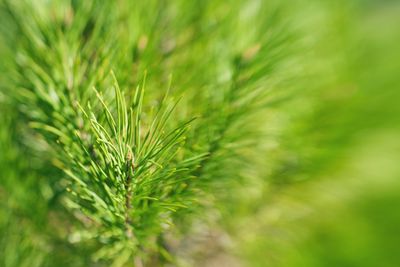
[0,0,399,266]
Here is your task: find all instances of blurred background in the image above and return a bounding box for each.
[1,0,400,266]
[226,1,400,266]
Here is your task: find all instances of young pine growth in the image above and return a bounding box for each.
[62,74,204,262]
[0,0,295,265]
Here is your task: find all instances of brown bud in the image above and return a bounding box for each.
[242,43,261,62]
[126,150,135,172]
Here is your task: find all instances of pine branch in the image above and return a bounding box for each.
[0,0,298,265]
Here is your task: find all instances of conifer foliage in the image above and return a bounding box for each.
[0,0,293,265]
[1,0,399,266]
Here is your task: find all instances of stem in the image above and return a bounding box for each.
[124,151,134,238]
[125,151,145,267]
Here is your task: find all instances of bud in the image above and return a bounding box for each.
[126,149,135,172]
